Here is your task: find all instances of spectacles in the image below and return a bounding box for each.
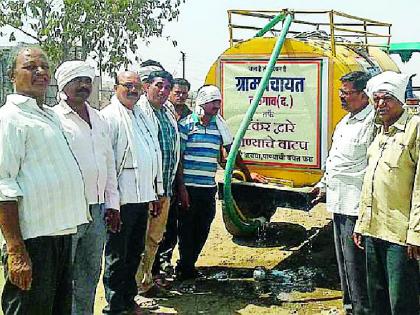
[373,93,395,103]
[118,83,141,90]
[339,89,360,97]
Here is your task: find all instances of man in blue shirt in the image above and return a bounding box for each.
[176,85,265,280]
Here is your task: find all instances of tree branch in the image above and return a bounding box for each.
[4,24,41,43]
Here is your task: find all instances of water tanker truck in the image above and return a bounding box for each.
[204,9,420,237]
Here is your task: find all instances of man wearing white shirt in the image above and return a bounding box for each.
[52,60,121,315]
[101,71,163,314]
[311,71,373,315]
[0,47,88,314]
[135,70,180,299]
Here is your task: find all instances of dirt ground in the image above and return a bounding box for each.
[93,200,344,315]
[0,200,344,315]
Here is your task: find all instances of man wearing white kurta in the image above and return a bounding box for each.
[0,47,88,314]
[311,71,373,315]
[53,60,120,315]
[101,71,163,314]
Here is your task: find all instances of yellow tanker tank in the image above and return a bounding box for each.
[205,9,401,236]
[206,10,399,187]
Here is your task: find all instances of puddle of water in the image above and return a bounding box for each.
[210,271,229,281]
[252,266,320,299]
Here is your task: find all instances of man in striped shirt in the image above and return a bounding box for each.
[0,47,89,314]
[176,85,265,281]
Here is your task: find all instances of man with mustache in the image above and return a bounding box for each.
[175,85,266,281]
[136,70,180,299]
[52,60,120,315]
[101,70,163,314]
[151,78,192,287]
[311,71,372,314]
[354,71,420,315]
[0,47,89,314]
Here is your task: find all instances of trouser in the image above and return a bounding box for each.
[103,203,148,314]
[136,196,170,291]
[365,236,419,315]
[333,213,369,315]
[177,186,217,275]
[71,204,106,315]
[152,199,179,275]
[2,235,73,315]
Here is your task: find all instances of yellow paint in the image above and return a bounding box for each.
[205,38,399,187]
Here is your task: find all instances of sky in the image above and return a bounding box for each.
[1,0,420,90]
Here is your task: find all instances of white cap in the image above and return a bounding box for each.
[55,60,95,92]
[365,71,410,104]
[195,85,222,107]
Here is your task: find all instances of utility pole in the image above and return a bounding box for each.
[181,51,186,79]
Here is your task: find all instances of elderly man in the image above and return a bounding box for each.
[176,85,266,281]
[311,71,372,315]
[136,70,180,298]
[0,47,88,314]
[52,60,120,315]
[353,71,420,315]
[101,71,163,314]
[152,78,192,284]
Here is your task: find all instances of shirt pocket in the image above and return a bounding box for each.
[382,141,406,168]
[339,138,365,159]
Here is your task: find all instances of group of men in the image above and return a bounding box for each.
[312,70,420,314]
[0,45,419,315]
[0,46,265,315]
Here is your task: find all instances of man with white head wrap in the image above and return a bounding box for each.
[138,59,165,82]
[53,60,120,315]
[175,85,266,281]
[354,71,420,314]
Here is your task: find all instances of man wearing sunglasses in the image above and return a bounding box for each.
[311,71,372,315]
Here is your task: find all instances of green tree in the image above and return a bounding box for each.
[0,0,185,73]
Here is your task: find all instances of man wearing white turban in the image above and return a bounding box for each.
[354,71,420,314]
[175,85,266,281]
[53,60,121,315]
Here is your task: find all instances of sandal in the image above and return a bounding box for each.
[154,276,172,289]
[134,295,159,310]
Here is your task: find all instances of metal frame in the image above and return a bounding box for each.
[227,9,392,56]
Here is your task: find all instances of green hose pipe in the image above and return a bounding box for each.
[223,13,294,235]
[255,11,287,38]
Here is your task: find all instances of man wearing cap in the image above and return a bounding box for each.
[138,59,165,82]
[135,70,180,298]
[311,71,372,315]
[354,71,420,314]
[176,85,266,280]
[0,47,88,314]
[53,60,120,315]
[101,71,163,313]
